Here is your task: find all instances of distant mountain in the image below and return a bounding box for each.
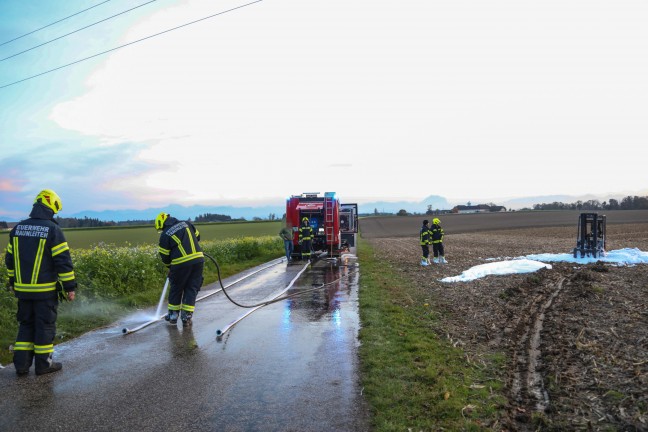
[68,203,286,222]
[358,195,451,214]
[64,196,451,222]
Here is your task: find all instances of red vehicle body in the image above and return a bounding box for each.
[286,192,358,259]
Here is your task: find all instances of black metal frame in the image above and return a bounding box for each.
[573,213,606,258]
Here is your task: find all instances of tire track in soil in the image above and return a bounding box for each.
[508,277,565,425]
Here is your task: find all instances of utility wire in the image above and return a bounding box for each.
[0,0,113,47]
[1,0,158,62]
[0,0,263,90]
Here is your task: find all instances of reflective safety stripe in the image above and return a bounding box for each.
[34,344,54,354]
[181,304,195,312]
[186,228,197,254]
[168,304,181,311]
[31,238,46,284]
[58,271,75,282]
[14,341,34,351]
[14,282,57,293]
[7,269,14,277]
[171,235,187,256]
[13,237,22,283]
[51,242,69,257]
[6,243,12,253]
[158,246,170,256]
[170,252,204,265]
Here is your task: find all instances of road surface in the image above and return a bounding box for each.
[0,254,369,432]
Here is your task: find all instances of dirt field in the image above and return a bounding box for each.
[362,212,648,431]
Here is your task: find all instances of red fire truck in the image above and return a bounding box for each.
[285,192,358,259]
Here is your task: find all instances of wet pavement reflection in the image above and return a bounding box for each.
[0,254,369,431]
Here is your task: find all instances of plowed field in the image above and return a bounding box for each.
[362,211,648,431]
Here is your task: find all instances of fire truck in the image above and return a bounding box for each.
[285,192,358,259]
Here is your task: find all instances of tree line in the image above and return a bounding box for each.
[533,195,648,211]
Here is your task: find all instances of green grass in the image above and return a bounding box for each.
[0,220,282,251]
[357,238,506,430]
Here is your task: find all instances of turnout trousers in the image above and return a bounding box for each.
[168,261,204,312]
[300,239,312,260]
[421,245,430,260]
[14,297,58,373]
[433,242,445,258]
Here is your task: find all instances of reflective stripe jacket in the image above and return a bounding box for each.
[4,203,76,300]
[419,225,431,245]
[158,217,204,268]
[299,224,313,241]
[430,224,444,243]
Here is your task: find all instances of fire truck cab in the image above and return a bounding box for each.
[286,192,358,259]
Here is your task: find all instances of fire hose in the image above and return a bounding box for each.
[207,253,359,338]
[121,255,285,335]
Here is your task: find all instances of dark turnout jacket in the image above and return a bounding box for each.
[158,217,204,268]
[5,203,76,300]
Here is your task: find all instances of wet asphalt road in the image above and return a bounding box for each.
[0,254,369,432]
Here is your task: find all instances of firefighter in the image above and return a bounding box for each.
[156,212,204,326]
[431,217,447,263]
[5,189,77,376]
[419,219,431,266]
[298,216,313,260]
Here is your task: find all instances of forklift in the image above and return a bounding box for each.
[573,213,606,258]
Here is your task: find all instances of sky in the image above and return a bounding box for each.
[1,0,647,220]
[441,248,648,282]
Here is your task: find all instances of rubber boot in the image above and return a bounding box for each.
[440,256,447,264]
[35,354,62,376]
[181,311,193,327]
[165,310,178,324]
[420,259,429,266]
[13,350,34,376]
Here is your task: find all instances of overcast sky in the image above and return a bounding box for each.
[1,0,647,220]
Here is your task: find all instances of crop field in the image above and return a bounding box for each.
[0,220,282,251]
[361,211,648,431]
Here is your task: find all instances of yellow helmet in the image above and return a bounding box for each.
[34,189,62,214]
[302,217,309,223]
[155,212,169,231]
[433,218,441,225]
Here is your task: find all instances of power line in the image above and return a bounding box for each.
[0,0,113,47]
[1,0,158,62]
[0,0,264,90]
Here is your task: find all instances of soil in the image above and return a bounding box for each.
[367,223,648,431]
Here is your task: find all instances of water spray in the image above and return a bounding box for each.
[121,256,285,335]
[121,278,169,334]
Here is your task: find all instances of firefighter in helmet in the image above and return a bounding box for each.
[155,212,204,326]
[298,216,313,260]
[419,219,431,266]
[430,217,447,263]
[5,189,77,376]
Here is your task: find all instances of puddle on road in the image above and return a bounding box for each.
[279,259,360,333]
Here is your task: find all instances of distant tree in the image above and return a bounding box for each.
[396,209,409,216]
[194,213,232,222]
[0,221,8,229]
[374,208,379,215]
[607,199,620,210]
[253,217,263,221]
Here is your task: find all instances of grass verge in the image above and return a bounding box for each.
[357,238,506,430]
